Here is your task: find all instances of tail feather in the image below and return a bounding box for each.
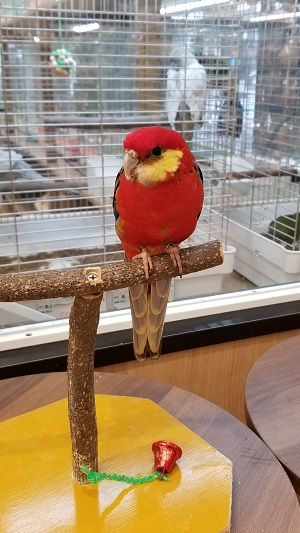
[129,284,148,360]
[132,327,148,360]
[147,278,171,330]
[129,278,172,360]
[147,279,171,358]
[130,284,148,320]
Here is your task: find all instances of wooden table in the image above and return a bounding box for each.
[1,372,300,532]
[246,334,300,495]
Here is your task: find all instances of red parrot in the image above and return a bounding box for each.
[113,126,204,360]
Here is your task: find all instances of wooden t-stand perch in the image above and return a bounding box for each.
[0,240,223,484]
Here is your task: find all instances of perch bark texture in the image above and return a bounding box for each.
[68,293,103,484]
[0,241,223,302]
[0,178,88,194]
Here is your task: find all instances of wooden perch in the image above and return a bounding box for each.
[0,178,88,194]
[0,240,223,484]
[226,167,298,180]
[68,293,103,484]
[43,113,169,128]
[0,240,223,302]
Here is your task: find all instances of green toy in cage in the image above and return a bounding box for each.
[50,0,76,77]
[266,212,300,250]
[50,48,76,77]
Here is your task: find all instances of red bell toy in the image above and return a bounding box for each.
[152,440,182,474]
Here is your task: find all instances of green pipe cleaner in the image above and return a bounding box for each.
[81,465,169,485]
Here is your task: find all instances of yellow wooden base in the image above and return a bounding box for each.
[0,395,232,532]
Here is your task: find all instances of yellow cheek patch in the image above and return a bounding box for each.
[137,149,183,184]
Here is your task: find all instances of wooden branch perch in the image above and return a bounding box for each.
[0,239,224,484]
[226,167,298,180]
[68,293,103,484]
[0,240,223,302]
[0,178,88,194]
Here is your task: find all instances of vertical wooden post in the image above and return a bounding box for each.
[1,38,16,143]
[68,292,103,484]
[137,1,162,113]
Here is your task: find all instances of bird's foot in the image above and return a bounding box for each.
[165,244,182,277]
[132,248,153,280]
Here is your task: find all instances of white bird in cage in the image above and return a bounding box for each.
[165,60,182,131]
[165,48,207,142]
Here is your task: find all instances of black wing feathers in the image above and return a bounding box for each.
[113,167,123,221]
[195,163,203,219]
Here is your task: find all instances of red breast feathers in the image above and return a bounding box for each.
[114,126,204,260]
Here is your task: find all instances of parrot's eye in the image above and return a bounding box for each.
[151,146,163,157]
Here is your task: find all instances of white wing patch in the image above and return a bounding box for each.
[180,58,207,123]
[166,67,182,130]
[166,49,207,131]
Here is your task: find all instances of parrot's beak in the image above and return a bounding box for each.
[124,149,140,181]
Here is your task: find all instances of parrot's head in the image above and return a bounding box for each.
[123,126,192,186]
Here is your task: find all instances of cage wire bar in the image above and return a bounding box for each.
[0,0,300,325]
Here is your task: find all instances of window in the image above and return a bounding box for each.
[0,0,299,351]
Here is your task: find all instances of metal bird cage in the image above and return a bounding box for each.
[0,0,300,324]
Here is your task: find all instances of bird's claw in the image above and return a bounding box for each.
[132,248,153,280]
[165,244,183,277]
